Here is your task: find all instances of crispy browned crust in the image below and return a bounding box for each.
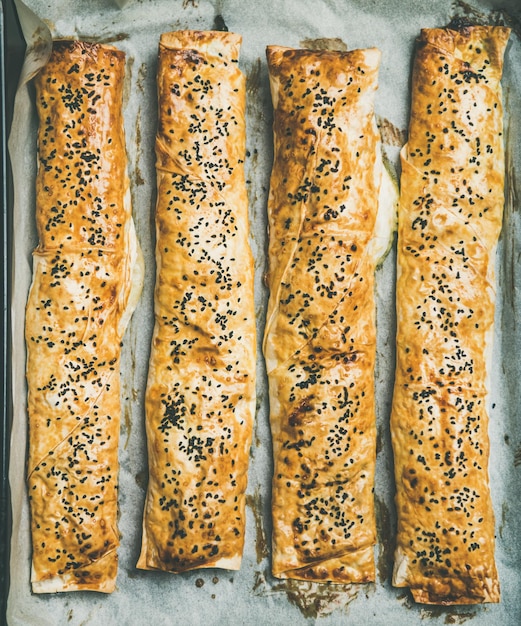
[26,40,140,593]
[137,31,256,573]
[391,25,510,604]
[264,45,388,583]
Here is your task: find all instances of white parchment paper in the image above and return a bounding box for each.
[7,0,521,624]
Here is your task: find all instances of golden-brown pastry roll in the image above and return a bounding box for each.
[26,40,142,593]
[391,24,510,604]
[137,31,256,573]
[264,45,397,583]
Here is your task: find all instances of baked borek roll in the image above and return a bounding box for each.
[137,31,256,573]
[26,40,142,593]
[391,24,510,604]
[264,45,396,583]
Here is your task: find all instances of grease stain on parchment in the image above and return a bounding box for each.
[377,115,407,148]
[498,501,509,540]
[252,569,364,619]
[133,109,145,187]
[500,81,519,320]
[246,488,269,563]
[72,31,130,44]
[253,395,265,449]
[42,19,55,33]
[514,444,521,467]
[136,61,148,94]
[376,429,384,455]
[246,57,262,97]
[213,14,228,33]
[444,611,478,624]
[420,606,477,623]
[123,402,132,449]
[121,354,139,451]
[134,470,147,490]
[131,63,148,188]
[396,591,413,610]
[299,37,348,52]
[24,25,52,82]
[451,0,491,25]
[451,0,521,39]
[122,55,135,110]
[245,146,260,230]
[375,495,394,583]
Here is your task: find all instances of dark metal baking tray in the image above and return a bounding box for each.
[1,1,25,624]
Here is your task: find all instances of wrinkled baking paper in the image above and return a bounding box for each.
[7,0,521,624]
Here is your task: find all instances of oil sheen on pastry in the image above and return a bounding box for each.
[26,40,143,593]
[391,24,510,604]
[137,31,256,573]
[264,44,396,583]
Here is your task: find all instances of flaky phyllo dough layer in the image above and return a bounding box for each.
[391,25,510,604]
[26,41,143,593]
[138,31,256,573]
[263,45,397,583]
